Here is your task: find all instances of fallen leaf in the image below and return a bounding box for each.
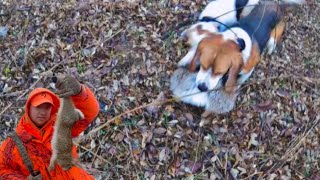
[146,91,166,115]
[153,127,166,135]
[252,100,275,112]
[114,132,125,142]
[0,27,8,37]
[185,113,193,121]
[248,133,259,149]
[230,168,239,179]
[159,148,167,162]
[141,131,153,148]
[276,89,291,99]
[183,160,202,174]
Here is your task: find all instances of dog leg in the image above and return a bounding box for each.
[267,20,286,54]
[178,46,197,67]
[266,38,276,54]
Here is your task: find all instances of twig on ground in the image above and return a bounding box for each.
[86,24,124,55]
[0,90,25,98]
[90,132,109,168]
[82,74,320,141]
[75,142,112,166]
[192,128,202,174]
[82,98,177,140]
[260,115,320,178]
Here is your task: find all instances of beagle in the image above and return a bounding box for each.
[185,0,304,94]
[178,0,260,67]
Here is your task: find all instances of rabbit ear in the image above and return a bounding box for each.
[225,53,243,93]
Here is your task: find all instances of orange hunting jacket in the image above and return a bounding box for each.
[0,86,99,180]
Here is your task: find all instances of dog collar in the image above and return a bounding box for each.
[199,16,226,31]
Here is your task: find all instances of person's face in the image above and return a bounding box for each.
[29,103,52,128]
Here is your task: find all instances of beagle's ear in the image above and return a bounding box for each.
[225,53,243,93]
[188,47,201,72]
[189,39,219,72]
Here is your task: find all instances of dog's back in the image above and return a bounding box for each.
[199,0,237,28]
[234,0,304,51]
[234,1,282,51]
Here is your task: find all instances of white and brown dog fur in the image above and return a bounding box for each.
[179,0,305,68]
[171,0,305,113]
[191,0,305,94]
[179,0,260,67]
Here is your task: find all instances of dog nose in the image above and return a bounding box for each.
[197,83,208,92]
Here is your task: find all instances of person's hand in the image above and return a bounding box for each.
[54,74,82,98]
[28,173,42,180]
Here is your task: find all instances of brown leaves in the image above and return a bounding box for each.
[276,89,291,99]
[153,127,166,135]
[75,2,91,12]
[252,100,275,112]
[146,91,166,116]
[0,0,319,179]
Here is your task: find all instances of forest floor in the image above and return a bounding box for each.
[0,0,319,179]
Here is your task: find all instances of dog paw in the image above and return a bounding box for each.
[177,59,189,67]
[266,38,277,55]
[178,48,197,67]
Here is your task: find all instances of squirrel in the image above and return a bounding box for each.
[48,76,84,171]
[170,68,237,114]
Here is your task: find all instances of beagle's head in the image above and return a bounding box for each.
[180,22,219,46]
[189,33,243,93]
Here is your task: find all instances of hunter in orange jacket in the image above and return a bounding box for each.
[0,75,99,180]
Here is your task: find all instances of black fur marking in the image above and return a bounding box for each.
[236,0,249,20]
[199,16,217,23]
[199,16,226,32]
[221,72,242,86]
[236,38,246,51]
[232,3,281,52]
[221,73,229,86]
